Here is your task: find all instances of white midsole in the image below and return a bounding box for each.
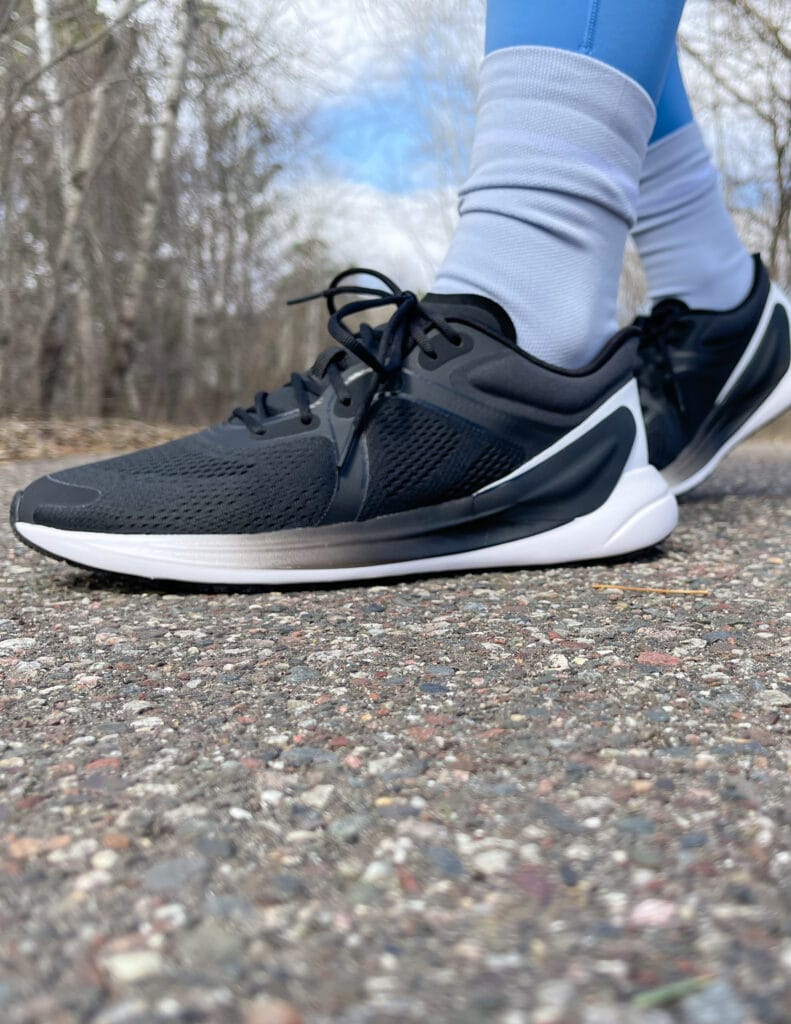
[16,466,677,584]
[670,284,791,496]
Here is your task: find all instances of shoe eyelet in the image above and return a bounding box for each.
[340,397,352,407]
[450,333,463,346]
[301,415,313,426]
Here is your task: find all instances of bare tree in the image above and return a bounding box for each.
[680,0,790,285]
[103,0,198,414]
[33,0,139,412]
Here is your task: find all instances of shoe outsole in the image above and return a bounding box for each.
[10,466,678,585]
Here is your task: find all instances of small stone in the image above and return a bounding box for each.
[178,922,245,966]
[92,849,120,870]
[761,689,791,708]
[362,860,392,883]
[301,784,334,810]
[628,899,677,929]
[328,814,369,843]
[131,716,164,730]
[260,789,284,807]
[271,873,308,899]
[535,979,576,1023]
[140,855,208,893]
[122,700,153,716]
[282,747,338,768]
[243,998,304,1024]
[152,903,188,930]
[617,816,655,836]
[101,950,164,983]
[680,980,747,1024]
[637,651,681,667]
[560,862,578,887]
[471,847,511,876]
[631,841,664,869]
[424,845,464,878]
[0,637,35,650]
[193,835,237,859]
[94,999,149,1024]
[103,832,132,850]
[7,834,72,860]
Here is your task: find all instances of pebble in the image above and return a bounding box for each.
[177,922,245,966]
[122,700,154,716]
[130,716,164,731]
[618,816,655,836]
[260,789,284,807]
[680,980,748,1024]
[0,637,35,650]
[301,784,334,810]
[243,998,304,1024]
[328,814,369,843]
[534,979,577,1023]
[628,899,677,929]
[362,860,392,883]
[92,849,120,870]
[631,841,664,869]
[193,835,236,859]
[471,847,511,876]
[100,950,164,983]
[424,845,464,878]
[140,856,208,893]
[282,747,338,767]
[94,1000,149,1024]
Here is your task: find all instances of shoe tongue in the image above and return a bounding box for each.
[422,292,517,345]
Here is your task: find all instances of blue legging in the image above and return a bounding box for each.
[485,0,693,141]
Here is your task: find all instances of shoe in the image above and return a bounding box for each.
[11,268,677,584]
[636,255,791,496]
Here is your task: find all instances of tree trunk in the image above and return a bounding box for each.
[103,0,197,415]
[33,0,138,413]
[35,49,120,411]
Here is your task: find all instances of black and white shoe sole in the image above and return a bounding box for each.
[663,284,791,497]
[11,382,678,584]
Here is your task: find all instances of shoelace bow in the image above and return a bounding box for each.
[232,268,463,435]
[636,301,690,417]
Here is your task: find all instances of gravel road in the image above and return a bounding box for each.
[1,444,790,1024]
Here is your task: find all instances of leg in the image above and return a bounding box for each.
[433,0,684,368]
[633,47,754,310]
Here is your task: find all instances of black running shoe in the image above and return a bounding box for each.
[637,255,791,495]
[11,269,677,584]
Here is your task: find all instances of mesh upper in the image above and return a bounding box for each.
[40,432,337,534]
[360,399,523,520]
[34,402,526,534]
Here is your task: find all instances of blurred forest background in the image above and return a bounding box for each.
[0,0,788,424]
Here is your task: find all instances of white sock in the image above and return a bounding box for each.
[632,121,754,311]
[432,46,655,369]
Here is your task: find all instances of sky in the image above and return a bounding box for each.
[110,0,780,290]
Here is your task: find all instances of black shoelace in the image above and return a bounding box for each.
[635,300,690,418]
[232,268,463,435]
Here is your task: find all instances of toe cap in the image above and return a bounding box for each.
[12,473,102,529]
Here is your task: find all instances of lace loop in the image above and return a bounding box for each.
[232,268,464,435]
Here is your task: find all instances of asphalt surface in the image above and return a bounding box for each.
[1,444,790,1024]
